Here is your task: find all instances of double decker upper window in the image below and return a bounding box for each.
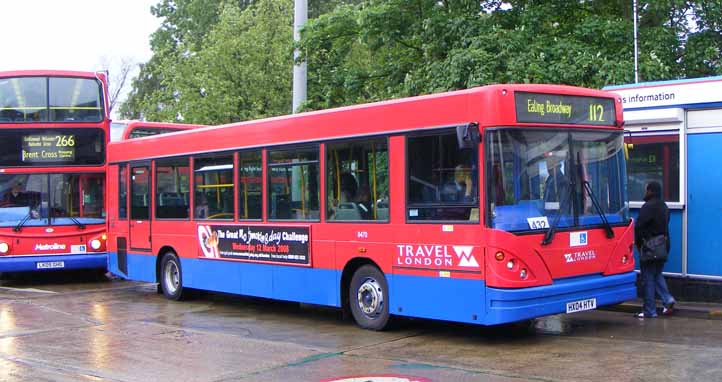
[0,76,103,122]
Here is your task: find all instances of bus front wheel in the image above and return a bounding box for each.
[160,252,185,301]
[349,265,390,331]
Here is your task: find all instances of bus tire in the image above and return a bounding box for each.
[159,252,185,301]
[349,265,390,331]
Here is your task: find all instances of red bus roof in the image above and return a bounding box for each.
[0,70,106,82]
[121,121,206,140]
[108,84,622,162]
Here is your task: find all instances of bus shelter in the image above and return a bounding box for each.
[607,77,722,299]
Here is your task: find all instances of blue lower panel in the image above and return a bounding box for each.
[0,254,107,273]
[111,252,340,307]
[390,275,486,324]
[485,272,637,325]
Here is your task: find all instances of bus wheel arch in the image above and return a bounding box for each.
[158,248,186,301]
[342,258,390,331]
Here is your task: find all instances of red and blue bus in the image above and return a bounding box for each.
[0,70,109,272]
[106,84,635,329]
[110,120,206,142]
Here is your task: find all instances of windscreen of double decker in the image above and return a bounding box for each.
[0,76,103,123]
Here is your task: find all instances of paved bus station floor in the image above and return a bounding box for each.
[1,272,721,382]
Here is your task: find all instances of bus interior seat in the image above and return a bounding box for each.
[273,194,291,219]
[334,202,362,220]
[376,207,389,220]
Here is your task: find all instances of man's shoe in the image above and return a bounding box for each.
[637,312,657,319]
[663,303,675,316]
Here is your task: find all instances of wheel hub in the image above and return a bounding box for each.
[164,260,179,294]
[357,278,384,317]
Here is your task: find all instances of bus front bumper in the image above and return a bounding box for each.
[0,254,108,273]
[485,271,637,325]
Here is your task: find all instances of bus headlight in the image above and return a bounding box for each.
[90,239,102,250]
[506,260,515,270]
[0,242,8,254]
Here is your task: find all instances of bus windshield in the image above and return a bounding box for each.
[487,128,628,233]
[0,76,103,122]
[0,173,105,227]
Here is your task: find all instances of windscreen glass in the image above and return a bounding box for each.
[487,128,628,232]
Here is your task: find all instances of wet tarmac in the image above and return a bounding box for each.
[1,272,721,382]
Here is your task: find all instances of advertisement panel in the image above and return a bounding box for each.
[197,224,310,265]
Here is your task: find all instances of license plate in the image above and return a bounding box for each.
[36,261,65,269]
[566,298,597,314]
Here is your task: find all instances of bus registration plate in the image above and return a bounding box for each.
[36,261,65,269]
[566,298,596,314]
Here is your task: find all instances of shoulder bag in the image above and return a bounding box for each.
[640,234,668,262]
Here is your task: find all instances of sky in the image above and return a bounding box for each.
[0,0,161,117]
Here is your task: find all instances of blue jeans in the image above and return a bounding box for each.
[640,260,675,317]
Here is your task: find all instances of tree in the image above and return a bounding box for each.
[121,0,358,121]
[298,0,722,111]
[97,56,136,116]
[169,0,295,123]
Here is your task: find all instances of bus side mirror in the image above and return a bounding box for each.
[457,122,480,149]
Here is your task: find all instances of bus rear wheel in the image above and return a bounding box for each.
[160,252,185,301]
[349,265,390,331]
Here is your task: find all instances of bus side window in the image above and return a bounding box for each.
[268,146,319,221]
[119,164,128,219]
[155,157,190,219]
[406,129,479,222]
[238,150,262,220]
[326,138,389,221]
[193,155,234,220]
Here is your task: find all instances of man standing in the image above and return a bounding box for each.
[635,181,676,318]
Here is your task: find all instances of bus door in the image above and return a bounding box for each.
[129,164,152,250]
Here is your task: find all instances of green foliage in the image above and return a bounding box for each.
[122,0,722,120]
[121,0,294,123]
[299,0,722,110]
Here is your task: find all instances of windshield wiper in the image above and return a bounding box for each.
[582,181,614,239]
[52,207,86,230]
[68,216,86,230]
[542,180,574,246]
[13,212,32,233]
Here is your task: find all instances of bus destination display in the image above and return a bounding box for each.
[515,92,616,126]
[21,134,76,163]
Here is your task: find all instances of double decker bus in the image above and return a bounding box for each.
[106,84,635,329]
[110,120,206,142]
[0,70,109,272]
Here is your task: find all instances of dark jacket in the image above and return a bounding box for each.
[634,193,670,253]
